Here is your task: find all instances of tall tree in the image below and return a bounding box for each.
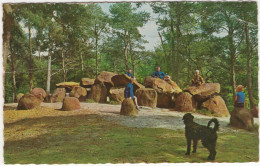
[3,4,14,100]
[87,4,108,78]
[109,3,150,71]
[238,2,258,109]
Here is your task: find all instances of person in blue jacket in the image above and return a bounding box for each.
[124,78,140,110]
[126,69,134,78]
[152,66,166,79]
[234,85,245,108]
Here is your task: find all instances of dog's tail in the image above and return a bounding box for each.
[207,118,219,132]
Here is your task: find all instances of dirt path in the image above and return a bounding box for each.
[4,102,258,134]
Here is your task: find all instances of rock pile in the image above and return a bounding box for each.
[69,86,87,101]
[14,71,230,118]
[17,94,42,110]
[135,88,157,108]
[144,76,181,108]
[17,88,48,110]
[178,83,230,117]
[50,88,66,102]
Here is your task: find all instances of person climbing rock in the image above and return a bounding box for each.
[124,78,140,111]
[152,66,167,80]
[191,70,204,86]
[234,85,245,108]
[126,68,133,78]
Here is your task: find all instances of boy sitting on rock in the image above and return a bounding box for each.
[124,78,140,111]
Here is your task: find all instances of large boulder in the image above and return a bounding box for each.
[201,96,230,117]
[144,76,181,94]
[109,87,125,104]
[89,83,107,103]
[69,86,87,101]
[95,71,117,87]
[251,106,258,118]
[184,83,220,102]
[111,74,130,86]
[30,88,47,101]
[120,98,138,116]
[16,93,24,103]
[136,88,157,108]
[111,74,145,91]
[80,78,95,88]
[50,88,66,102]
[56,82,80,90]
[230,107,254,130]
[175,92,196,112]
[61,97,80,111]
[17,94,42,110]
[157,92,174,108]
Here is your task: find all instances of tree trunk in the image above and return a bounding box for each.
[114,61,117,73]
[3,4,13,101]
[228,30,236,99]
[61,49,66,82]
[46,53,51,95]
[245,23,255,109]
[169,2,175,81]
[129,35,135,78]
[80,52,84,72]
[28,24,33,90]
[175,3,181,84]
[124,30,128,71]
[187,45,191,84]
[38,46,41,61]
[10,48,16,103]
[95,32,98,78]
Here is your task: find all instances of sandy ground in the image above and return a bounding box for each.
[4,102,259,134]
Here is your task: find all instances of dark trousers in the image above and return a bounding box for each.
[235,102,244,108]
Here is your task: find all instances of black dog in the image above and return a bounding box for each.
[182,113,219,160]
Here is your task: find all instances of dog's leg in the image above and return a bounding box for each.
[192,139,198,153]
[211,142,217,160]
[207,144,216,160]
[202,140,212,160]
[185,138,191,155]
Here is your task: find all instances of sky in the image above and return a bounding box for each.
[99,3,161,51]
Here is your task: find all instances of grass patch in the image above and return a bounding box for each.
[196,109,218,117]
[4,113,259,164]
[109,100,121,105]
[85,99,95,103]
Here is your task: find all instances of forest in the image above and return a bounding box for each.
[3,2,258,111]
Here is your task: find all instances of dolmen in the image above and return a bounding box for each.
[111,74,145,104]
[144,76,181,108]
[175,83,230,117]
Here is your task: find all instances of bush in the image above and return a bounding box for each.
[85,99,95,103]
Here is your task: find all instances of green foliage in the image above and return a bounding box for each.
[85,99,95,103]
[196,108,212,116]
[109,100,121,105]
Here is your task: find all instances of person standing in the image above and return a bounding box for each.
[126,69,134,78]
[234,85,245,108]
